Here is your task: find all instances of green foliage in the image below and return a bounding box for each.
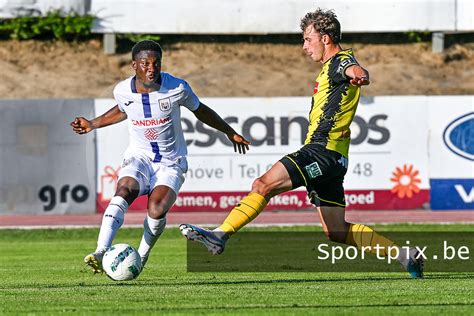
[405,31,431,43]
[0,10,95,40]
[119,33,161,43]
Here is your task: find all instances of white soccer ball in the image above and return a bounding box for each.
[102,243,142,281]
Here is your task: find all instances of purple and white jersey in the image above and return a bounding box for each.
[113,72,200,165]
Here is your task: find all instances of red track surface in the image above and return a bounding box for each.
[0,210,473,228]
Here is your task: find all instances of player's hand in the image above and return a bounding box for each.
[350,76,370,86]
[228,133,251,154]
[71,117,93,134]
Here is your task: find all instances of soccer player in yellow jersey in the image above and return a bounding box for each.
[180,8,424,278]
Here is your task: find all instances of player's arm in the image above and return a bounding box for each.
[71,105,127,135]
[192,102,250,154]
[345,65,370,86]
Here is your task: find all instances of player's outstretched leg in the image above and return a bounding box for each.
[179,224,226,255]
[345,223,424,279]
[180,192,267,254]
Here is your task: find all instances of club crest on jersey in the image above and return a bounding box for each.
[313,82,319,94]
[144,128,159,140]
[159,98,171,112]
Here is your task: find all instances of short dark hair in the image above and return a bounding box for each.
[131,40,162,60]
[300,8,341,43]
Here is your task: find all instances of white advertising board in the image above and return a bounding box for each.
[0,0,88,18]
[428,96,473,178]
[428,96,474,209]
[457,0,474,31]
[90,0,467,34]
[95,96,432,211]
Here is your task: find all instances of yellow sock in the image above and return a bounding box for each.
[218,193,267,234]
[345,224,398,257]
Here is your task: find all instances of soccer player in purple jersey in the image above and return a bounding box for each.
[72,40,250,274]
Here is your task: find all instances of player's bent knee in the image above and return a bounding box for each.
[115,186,139,203]
[251,178,271,196]
[326,230,347,244]
[147,205,168,219]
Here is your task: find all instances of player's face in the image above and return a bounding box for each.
[132,50,162,84]
[302,25,324,62]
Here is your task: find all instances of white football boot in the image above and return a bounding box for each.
[179,224,226,255]
[400,247,424,279]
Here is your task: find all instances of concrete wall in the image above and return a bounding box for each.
[0,99,96,214]
[90,0,473,34]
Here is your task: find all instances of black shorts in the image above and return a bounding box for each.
[280,144,348,207]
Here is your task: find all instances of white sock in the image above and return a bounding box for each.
[212,228,229,240]
[397,247,418,267]
[138,216,166,266]
[96,196,129,252]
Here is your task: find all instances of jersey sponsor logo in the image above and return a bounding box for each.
[131,117,170,127]
[124,100,134,106]
[159,98,172,112]
[313,82,319,94]
[305,162,322,178]
[442,112,474,161]
[144,128,159,140]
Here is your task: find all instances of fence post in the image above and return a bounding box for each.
[432,32,445,53]
[103,33,116,55]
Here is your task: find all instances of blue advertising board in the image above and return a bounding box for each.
[430,179,474,210]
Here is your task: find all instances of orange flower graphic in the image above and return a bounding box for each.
[390,164,421,198]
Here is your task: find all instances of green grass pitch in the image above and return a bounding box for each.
[0,224,473,315]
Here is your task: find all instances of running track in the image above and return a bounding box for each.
[0,210,473,229]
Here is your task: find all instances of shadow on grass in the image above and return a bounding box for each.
[2,273,472,290]
[9,302,474,314]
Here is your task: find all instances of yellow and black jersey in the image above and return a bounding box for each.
[305,49,360,157]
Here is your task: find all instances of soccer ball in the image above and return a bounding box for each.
[102,243,142,281]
